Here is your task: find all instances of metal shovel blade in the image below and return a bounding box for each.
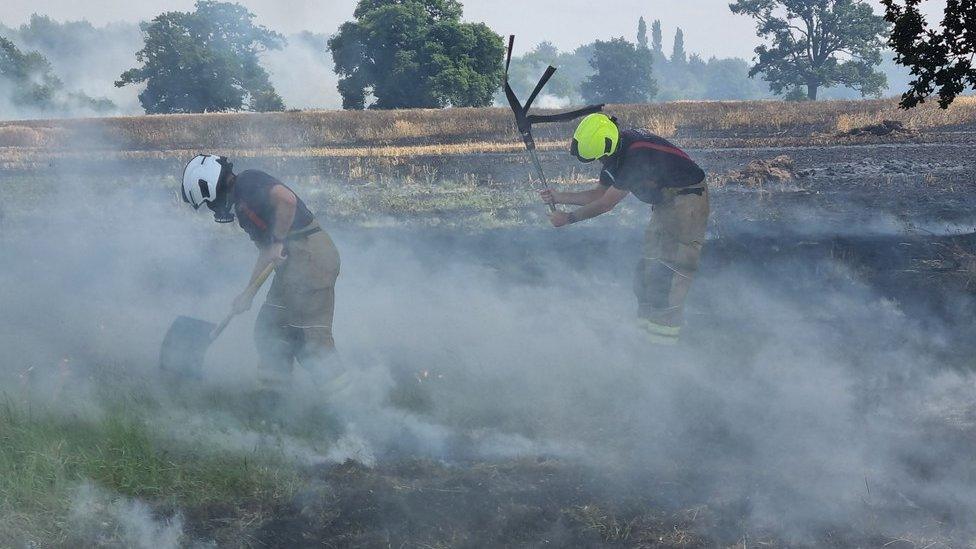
[159,315,217,378]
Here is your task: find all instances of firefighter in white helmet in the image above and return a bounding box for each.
[182,154,341,398]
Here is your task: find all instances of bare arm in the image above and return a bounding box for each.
[569,186,629,222]
[547,185,629,228]
[544,183,609,206]
[269,184,298,242]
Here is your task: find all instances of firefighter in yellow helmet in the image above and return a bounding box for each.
[542,113,709,345]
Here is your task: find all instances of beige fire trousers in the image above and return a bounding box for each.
[635,184,709,343]
[255,221,340,385]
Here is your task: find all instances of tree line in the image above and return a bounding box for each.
[505,20,771,106]
[0,0,973,116]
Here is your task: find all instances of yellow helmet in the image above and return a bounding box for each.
[570,113,619,162]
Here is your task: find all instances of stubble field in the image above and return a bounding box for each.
[1,99,976,547]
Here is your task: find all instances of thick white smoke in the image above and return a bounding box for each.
[263,32,342,111]
[1,125,976,545]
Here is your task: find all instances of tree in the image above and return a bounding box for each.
[0,16,138,113]
[0,35,114,115]
[651,20,664,57]
[702,57,769,99]
[672,28,687,64]
[506,42,572,101]
[0,36,60,109]
[328,0,504,110]
[882,0,976,108]
[581,37,657,104]
[730,0,889,100]
[116,1,285,113]
[638,17,649,50]
[12,16,141,85]
[506,36,776,104]
[501,42,597,105]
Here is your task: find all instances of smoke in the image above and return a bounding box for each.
[0,19,345,119]
[28,21,145,114]
[69,482,185,549]
[0,18,143,117]
[263,32,342,111]
[530,93,572,109]
[0,80,122,120]
[2,131,976,545]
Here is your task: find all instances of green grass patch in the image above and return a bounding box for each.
[0,397,299,545]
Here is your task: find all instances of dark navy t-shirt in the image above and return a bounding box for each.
[231,170,314,244]
[599,130,705,204]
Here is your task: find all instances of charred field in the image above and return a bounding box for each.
[2,102,976,547]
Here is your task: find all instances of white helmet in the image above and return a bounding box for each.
[182,154,236,223]
[182,154,227,209]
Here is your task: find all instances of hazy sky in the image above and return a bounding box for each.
[0,0,948,60]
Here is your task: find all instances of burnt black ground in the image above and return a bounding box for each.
[206,219,976,548]
[4,129,976,547]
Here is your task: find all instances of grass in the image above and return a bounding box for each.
[4,98,976,154]
[0,396,299,546]
[0,378,712,547]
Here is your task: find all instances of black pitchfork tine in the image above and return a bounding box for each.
[504,35,605,214]
[524,66,556,112]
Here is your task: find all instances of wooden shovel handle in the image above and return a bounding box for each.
[210,261,277,341]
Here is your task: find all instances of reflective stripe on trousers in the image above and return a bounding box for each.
[635,184,709,332]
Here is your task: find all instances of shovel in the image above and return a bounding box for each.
[160,262,276,377]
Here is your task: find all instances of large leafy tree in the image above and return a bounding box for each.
[581,37,657,104]
[328,0,504,110]
[882,0,976,108]
[730,0,889,100]
[116,1,285,113]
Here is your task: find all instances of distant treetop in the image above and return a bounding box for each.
[730,0,889,101]
[0,34,114,116]
[581,37,657,104]
[883,0,976,108]
[328,0,504,110]
[116,1,285,114]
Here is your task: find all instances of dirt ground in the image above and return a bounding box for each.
[161,222,976,548]
[2,121,976,547]
[241,128,976,546]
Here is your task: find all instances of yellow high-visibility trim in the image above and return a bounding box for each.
[639,319,681,336]
[323,371,353,396]
[638,319,681,345]
[646,332,679,346]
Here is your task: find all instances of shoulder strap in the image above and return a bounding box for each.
[626,140,692,161]
[238,202,268,231]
